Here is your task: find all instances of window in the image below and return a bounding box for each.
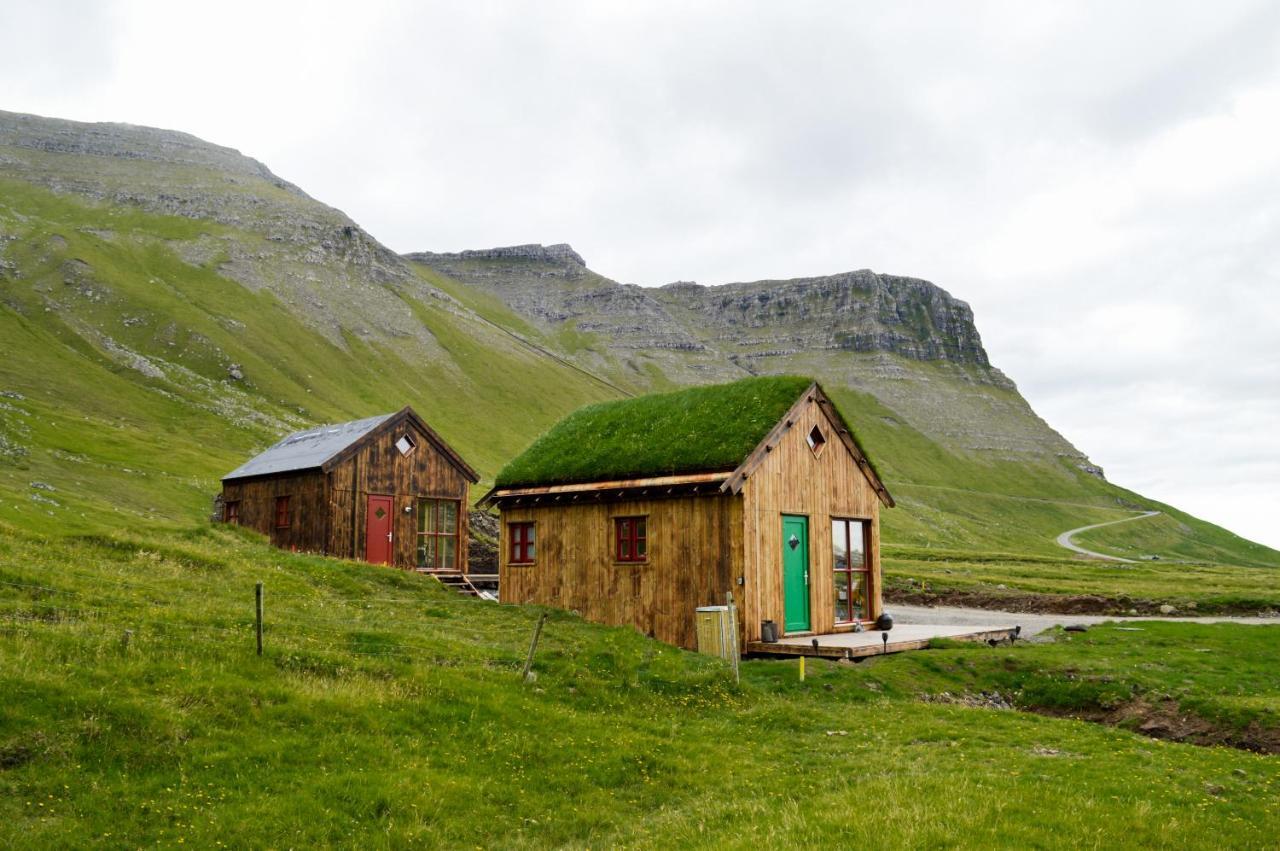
[223,500,240,524]
[614,517,647,563]
[395,434,417,456]
[417,498,459,570]
[274,495,291,528]
[831,518,870,623]
[509,522,536,565]
[807,424,827,455]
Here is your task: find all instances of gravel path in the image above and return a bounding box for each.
[892,603,1279,638]
[1055,510,1161,562]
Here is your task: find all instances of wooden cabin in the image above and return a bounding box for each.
[481,377,894,651]
[220,406,479,572]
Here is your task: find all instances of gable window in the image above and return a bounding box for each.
[831,518,869,623]
[509,522,536,565]
[614,517,647,563]
[807,424,827,456]
[417,498,459,570]
[224,500,240,524]
[395,434,417,456]
[274,495,291,529]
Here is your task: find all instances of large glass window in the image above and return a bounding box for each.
[417,498,460,570]
[509,522,536,565]
[832,518,870,623]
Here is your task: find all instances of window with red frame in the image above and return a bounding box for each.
[274,495,291,528]
[614,517,647,562]
[509,522,536,564]
[223,500,240,524]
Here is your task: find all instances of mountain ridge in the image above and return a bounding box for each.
[1,108,1276,567]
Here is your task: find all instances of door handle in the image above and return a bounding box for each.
[387,532,393,542]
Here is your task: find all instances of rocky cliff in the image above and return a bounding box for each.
[409,244,1095,471]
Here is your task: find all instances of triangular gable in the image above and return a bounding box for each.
[720,382,895,507]
[321,406,480,483]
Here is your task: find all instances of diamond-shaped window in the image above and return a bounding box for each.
[374,507,387,519]
[806,425,827,455]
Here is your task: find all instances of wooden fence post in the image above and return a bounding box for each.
[522,611,547,683]
[255,582,264,656]
[725,591,740,685]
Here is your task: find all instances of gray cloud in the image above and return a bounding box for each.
[1,0,1277,546]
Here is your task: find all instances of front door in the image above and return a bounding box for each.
[782,514,811,632]
[365,495,394,565]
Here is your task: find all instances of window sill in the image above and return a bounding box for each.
[509,562,536,568]
[613,560,649,566]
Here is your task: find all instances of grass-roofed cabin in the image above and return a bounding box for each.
[220,407,479,572]
[481,377,894,651]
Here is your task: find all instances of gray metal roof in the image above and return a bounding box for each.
[222,413,395,481]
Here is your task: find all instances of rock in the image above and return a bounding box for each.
[1064,624,1089,633]
[1185,601,1197,610]
[0,391,25,400]
[28,481,55,491]
[228,364,244,381]
[1158,604,1177,615]
[1127,608,1139,616]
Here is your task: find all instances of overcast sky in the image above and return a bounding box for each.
[4,0,1278,548]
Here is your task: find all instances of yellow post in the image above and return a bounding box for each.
[799,655,806,682]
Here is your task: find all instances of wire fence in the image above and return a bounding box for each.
[0,570,528,668]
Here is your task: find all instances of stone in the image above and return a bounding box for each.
[228,364,244,381]
[1158,604,1177,615]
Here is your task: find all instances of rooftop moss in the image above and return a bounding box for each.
[495,376,822,488]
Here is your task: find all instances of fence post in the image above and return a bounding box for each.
[725,591,740,685]
[121,629,133,653]
[255,581,264,656]
[522,611,547,683]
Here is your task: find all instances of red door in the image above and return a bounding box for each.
[365,495,394,565]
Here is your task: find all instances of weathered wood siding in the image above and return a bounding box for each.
[498,494,744,650]
[739,394,882,641]
[327,417,471,571]
[220,471,328,553]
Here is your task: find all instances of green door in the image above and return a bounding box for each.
[782,515,811,632]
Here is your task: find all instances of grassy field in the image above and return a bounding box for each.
[2,521,1278,848]
[882,550,1280,614]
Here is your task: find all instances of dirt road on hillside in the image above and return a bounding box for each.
[1055,510,1161,562]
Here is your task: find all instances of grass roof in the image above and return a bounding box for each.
[495,376,816,488]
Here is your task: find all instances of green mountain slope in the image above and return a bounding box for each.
[2,523,1277,847]
[1,109,1276,578]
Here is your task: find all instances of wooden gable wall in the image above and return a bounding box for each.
[326,414,473,571]
[738,392,882,642]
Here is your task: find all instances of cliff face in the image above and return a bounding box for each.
[410,244,1094,471]
[410,246,996,370]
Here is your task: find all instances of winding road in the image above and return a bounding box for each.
[1055,510,1161,563]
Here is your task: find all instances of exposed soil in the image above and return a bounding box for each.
[885,586,1271,617]
[1034,698,1280,755]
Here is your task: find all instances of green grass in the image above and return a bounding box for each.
[2,522,1278,848]
[884,552,1280,613]
[495,376,817,487]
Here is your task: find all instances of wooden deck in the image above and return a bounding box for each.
[746,622,1017,659]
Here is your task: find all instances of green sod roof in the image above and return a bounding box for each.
[495,376,817,488]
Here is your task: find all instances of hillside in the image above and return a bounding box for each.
[1,108,1277,580]
[2,522,1278,847]
[409,247,1278,569]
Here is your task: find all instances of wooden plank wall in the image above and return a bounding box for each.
[498,494,744,650]
[740,395,882,641]
[220,472,328,553]
[327,418,471,571]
